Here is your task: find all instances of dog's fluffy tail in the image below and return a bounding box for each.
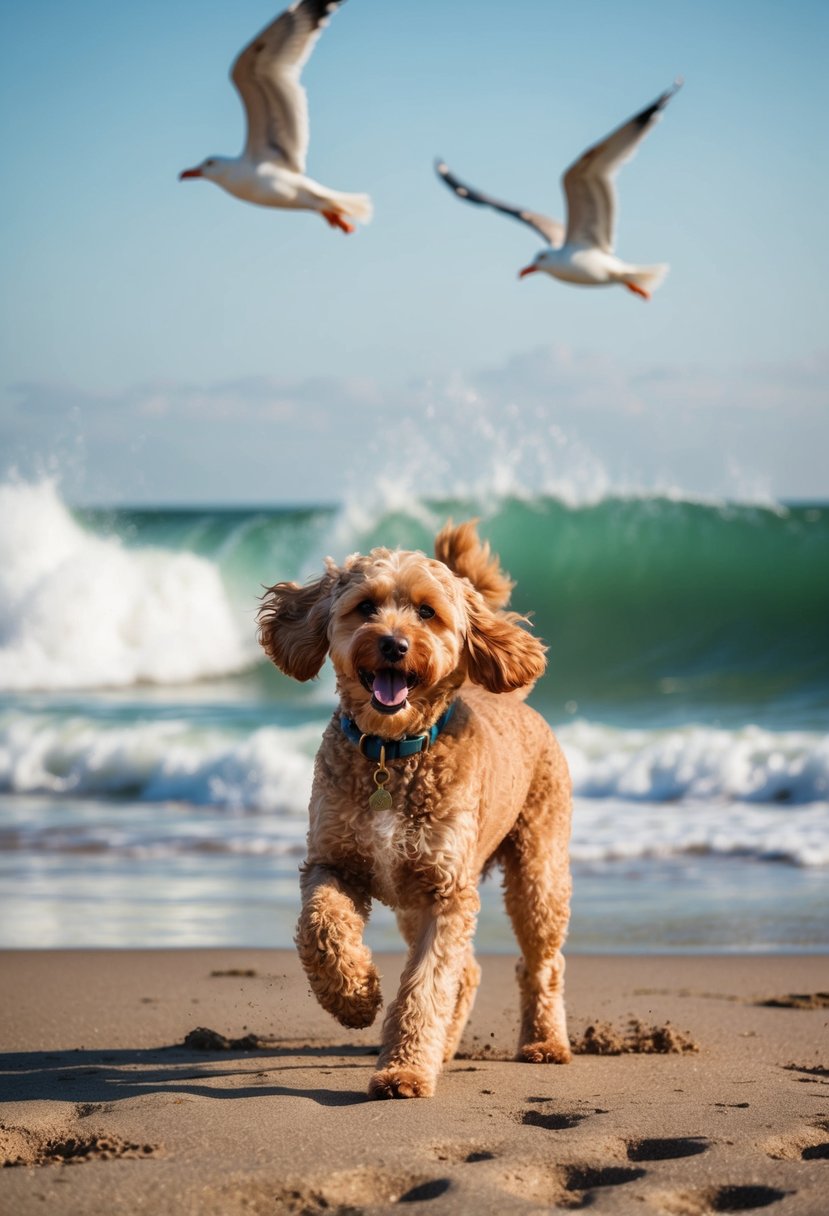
[434,519,514,611]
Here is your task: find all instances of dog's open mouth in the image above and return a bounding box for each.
[359,668,418,714]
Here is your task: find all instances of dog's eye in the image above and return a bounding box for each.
[356,599,377,618]
[417,604,435,620]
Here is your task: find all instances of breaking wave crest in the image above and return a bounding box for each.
[0,480,253,689]
[1,478,827,717]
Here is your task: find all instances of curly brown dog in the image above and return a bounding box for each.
[258,520,572,1099]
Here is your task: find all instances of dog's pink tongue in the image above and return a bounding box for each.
[373,669,408,707]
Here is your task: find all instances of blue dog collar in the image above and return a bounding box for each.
[340,702,455,761]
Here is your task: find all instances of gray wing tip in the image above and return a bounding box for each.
[296,0,346,27]
[636,77,684,127]
[660,76,684,107]
[434,160,474,201]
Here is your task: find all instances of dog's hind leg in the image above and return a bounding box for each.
[370,889,480,1099]
[296,862,382,1029]
[397,909,480,1064]
[443,947,481,1062]
[501,752,573,1064]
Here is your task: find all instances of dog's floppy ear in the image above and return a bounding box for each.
[462,582,547,694]
[435,518,514,611]
[258,564,338,681]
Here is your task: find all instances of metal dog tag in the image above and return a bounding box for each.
[368,748,393,812]
[368,786,393,812]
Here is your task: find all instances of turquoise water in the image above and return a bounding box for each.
[82,492,829,728]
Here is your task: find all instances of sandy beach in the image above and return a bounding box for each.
[1,950,827,1214]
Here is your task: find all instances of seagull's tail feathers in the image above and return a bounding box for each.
[621,263,669,296]
[326,190,374,226]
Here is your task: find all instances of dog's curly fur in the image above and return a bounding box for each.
[258,520,572,1099]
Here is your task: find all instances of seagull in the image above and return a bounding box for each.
[179,0,372,233]
[436,81,682,298]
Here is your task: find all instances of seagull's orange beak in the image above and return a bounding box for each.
[178,167,203,180]
[518,264,539,279]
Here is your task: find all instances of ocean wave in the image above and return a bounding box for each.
[0,820,308,861]
[0,480,256,690]
[278,486,829,723]
[2,478,827,712]
[570,799,829,869]
[559,721,829,807]
[0,709,318,813]
[2,710,826,809]
[1,709,828,864]
[3,793,825,870]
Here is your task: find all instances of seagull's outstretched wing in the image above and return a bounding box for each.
[562,79,682,252]
[435,160,565,248]
[231,0,345,173]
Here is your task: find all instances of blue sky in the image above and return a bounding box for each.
[1,0,827,504]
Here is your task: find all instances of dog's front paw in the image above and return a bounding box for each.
[334,966,383,1028]
[368,1066,435,1100]
[305,960,382,1028]
[518,1039,573,1064]
[297,926,382,1027]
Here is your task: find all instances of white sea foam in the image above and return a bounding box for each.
[570,799,829,869]
[0,710,317,814]
[0,479,255,689]
[373,372,788,514]
[559,720,829,808]
[1,710,827,866]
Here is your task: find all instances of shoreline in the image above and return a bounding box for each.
[2,950,828,1214]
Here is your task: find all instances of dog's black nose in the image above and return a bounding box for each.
[379,635,409,663]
